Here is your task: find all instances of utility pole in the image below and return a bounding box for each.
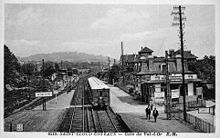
[165,51,171,120]
[28,63,31,101]
[61,60,63,69]
[108,57,111,83]
[42,59,46,111]
[108,57,111,70]
[121,41,125,86]
[171,5,187,122]
[82,79,85,132]
[179,5,187,121]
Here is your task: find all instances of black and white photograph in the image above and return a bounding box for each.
[0,0,219,137]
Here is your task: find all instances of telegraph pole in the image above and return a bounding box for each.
[179,5,187,121]
[108,57,111,70]
[165,51,171,119]
[61,60,63,69]
[42,59,46,111]
[82,79,85,132]
[172,5,187,121]
[121,42,125,86]
[108,57,111,83]
[28,63,31,101]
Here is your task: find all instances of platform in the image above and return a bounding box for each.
[109,85,197,132]
[4,90,75,132]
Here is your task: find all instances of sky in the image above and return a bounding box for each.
[4,4,215,59]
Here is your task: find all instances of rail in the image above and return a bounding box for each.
[95,111,104,132]
[108,106,131,132]
[91,108,99,132]
[86,109,90,132]
[68,107,76,132]
[106,109,119,132]
[58,75,131,132]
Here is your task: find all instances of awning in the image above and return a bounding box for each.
[142,78,203,84]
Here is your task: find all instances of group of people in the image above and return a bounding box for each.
[145,104,159,122]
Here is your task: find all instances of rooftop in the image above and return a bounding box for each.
[120,54,137,63]
[88,77,109,89]
[138,46,154,54]
[172,49,198,59]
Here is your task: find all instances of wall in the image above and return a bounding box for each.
[141,62,148,72]
[188,83,194,96]
[148,58,154,72]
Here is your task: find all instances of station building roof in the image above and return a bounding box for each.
[172,49,198,59]
[138,47,154,54]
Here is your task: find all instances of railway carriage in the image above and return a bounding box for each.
[88,77,110,109]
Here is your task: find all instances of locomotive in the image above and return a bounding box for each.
[87,77,110,109]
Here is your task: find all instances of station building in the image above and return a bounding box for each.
[120,46,203,104]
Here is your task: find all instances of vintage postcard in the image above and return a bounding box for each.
[0,0,219,138]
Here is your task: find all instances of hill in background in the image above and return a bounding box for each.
[18,51,114,63]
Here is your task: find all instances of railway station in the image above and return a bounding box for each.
[4,75,214,133]
[3,3,216,136]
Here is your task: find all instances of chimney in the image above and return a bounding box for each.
[141,46,143,50]
[169,49,174,57]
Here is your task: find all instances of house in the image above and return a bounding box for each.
[120,54,137,72]
[136,48,202,104]
[119,45,203,104]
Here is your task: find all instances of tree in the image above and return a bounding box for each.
[21,63,35,75]
[54,63,59,71]
[4,45,21,86]
[109,64,121,84]
[43,62,56,78]
[188,55,215,84]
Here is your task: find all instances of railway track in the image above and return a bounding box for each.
[70,76,91,106]
[94,109,118,132]
[57,107,131,132]
[58,75,131,132]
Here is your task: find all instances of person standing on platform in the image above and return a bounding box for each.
[153,108,159,122]
[145,107,149,119]
[147,106,151,120]
[150,104,153,111]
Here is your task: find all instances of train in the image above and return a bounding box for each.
[87,77,110,109]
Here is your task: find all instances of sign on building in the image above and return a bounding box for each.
[198,108,210,114]
[154,92,164,98]
[171,89,180,98]
[35,92,53,97]
[154,92,165,102]
[150,74,197,81]
[155,84,161,92]
[196,87,203,95]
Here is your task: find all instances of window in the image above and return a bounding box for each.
[161,63,166,72]
[161,63,170,72]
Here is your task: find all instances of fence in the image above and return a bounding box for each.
[186,113,215,133]
[171,103,215,133]
[186,99,205,108]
